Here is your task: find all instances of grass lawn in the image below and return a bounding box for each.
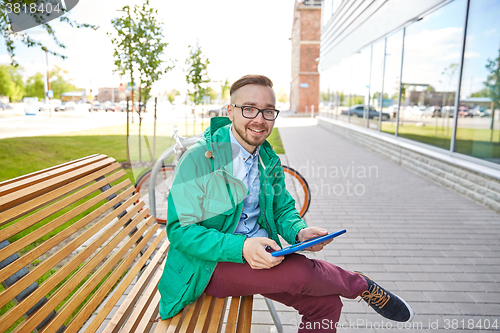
[381,123,500,160]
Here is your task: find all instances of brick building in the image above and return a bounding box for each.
[290,0,321,113]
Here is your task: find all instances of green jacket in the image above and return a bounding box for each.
[158,117,308,319]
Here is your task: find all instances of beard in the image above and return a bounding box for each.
[233,123,269,149]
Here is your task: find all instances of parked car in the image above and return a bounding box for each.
[458,105,474,117]
[91,102,103,112]
[55,102,76,112]
[428,106,441,117]
[341,104,390,120]
[38,102,49,112]
[440,106,454,117]
[102,101,119,112]
[409,105,429,116]
[0,102,13,111]
[117,101,128,112]
[472,106,490,117]
[208,106,228,117]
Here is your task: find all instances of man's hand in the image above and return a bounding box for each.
[242,237,284,269]
[297,227,332,252]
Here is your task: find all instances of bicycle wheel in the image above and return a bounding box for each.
[283,165,311,218]
[134,165,176,224]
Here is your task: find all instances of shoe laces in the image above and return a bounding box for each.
[359,284,390,309]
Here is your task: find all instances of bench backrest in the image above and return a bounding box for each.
[0,154,166,333]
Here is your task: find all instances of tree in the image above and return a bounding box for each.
[205,87,217,102]
[221,78,230,103]
[110,0,173,164]
[320,88,331,102]
[0,0,98,67]
[0,64,25,101]
[167,89,180,104]
[441,63,459,106]
[373,92,389,100]
[111,0,172,109]
[425,85,436,92]
[185,42,210,105]
[484,50,500,132]
[49,65,78,99]
[277,88,289,103]
[24,72,44,99]
[471,88,490,98]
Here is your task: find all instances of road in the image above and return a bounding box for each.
[0,103,193,139]
[0,103,314,139]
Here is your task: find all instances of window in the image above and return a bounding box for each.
[369,40,386,131]
[399,0,467,150]
[456,0,500,164]
[381,30,404,135]
[349,47,371,126]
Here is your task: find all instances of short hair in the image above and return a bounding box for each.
[230,75,274,103]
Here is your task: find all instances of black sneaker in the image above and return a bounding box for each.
[356,272,414,322]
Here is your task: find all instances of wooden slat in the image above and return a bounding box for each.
[235,296,253,333]
[194,295,217,333]
[0,161,122,226]
[14,209,151,333]
[153,318,172,333]
[0,198,144,333]
[178,294,206,333]
[0,157,116,213]
[120,253,167,333]
[82,231,167,333]
[0,171,127,263]
[0,189,136,308]
[102,238,170,333]
[135,290,162,333]
[208,297,228,333]
[225,296,241,333]
[166,311,183,333]
[0,154,101,189]
[0,154,109,197]
[66,229,164,333]
[41,218,158,333]
[0,180,131,285]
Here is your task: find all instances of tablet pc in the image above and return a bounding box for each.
[271,229,346,257]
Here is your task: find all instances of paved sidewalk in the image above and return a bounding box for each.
[251,120,500,332]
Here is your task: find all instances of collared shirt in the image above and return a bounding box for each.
[229,127,269,238]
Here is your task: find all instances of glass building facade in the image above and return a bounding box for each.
[319,0,500,165]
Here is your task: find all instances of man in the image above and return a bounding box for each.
[158,75,413,331]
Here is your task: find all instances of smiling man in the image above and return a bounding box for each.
[158,75,413,332]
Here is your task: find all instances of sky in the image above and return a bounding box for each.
[0,0,295,97]
[320,0,500,100]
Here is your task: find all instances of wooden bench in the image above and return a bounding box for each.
[0,154,256,333]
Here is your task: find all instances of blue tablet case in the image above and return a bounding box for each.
[271,229,346,257]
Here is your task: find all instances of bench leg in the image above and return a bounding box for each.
[264,297,283,333]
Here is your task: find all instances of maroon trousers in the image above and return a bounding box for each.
[205,253,368,333]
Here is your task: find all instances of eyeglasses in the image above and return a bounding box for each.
[230,104,280,121]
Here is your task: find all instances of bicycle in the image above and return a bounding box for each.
[134,126,311,224]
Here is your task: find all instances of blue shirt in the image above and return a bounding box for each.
[229,127,269,238]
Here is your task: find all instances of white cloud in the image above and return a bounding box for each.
[483,28,497,36]
[0,54,12,64]
[464,51,481,59]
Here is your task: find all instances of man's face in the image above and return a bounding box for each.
[228,84,276,154]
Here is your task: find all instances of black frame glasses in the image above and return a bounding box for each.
[230,104,280,121]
